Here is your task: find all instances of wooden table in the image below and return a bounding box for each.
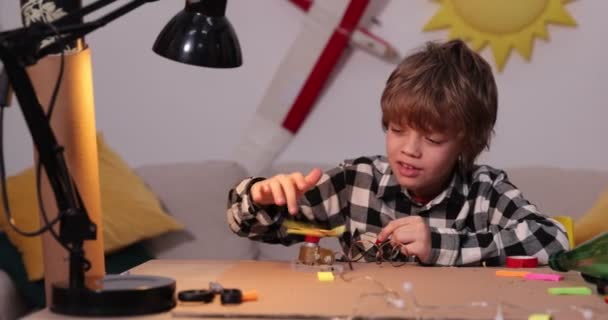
[25,259,608,319]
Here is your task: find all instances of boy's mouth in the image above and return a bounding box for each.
[396,161,421,177]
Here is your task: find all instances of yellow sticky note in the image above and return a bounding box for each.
[317,271,334,282]
[528,314,552,320]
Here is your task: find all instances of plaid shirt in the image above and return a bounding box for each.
[227,156,569,266]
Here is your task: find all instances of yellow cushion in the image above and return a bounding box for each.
[574,188,608,246]
[0,134,183,281]
[553,216,575,249]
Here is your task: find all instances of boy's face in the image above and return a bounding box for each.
[385,122,461,198]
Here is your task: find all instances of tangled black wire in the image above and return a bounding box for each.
[336,238,416,270]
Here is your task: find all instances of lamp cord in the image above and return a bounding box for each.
[34,48,73,252]
[0,23,79,257]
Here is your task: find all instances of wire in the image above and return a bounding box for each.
[339,273,404,317]
[33,32,73,252]
[338,272,601,319]
[0,26,65,232]
[323,234,591,318]
[37,22,90,266]
[0,106,64,237]
[319,232,600,318]
[334,238,414,270]
[0,21,84,260]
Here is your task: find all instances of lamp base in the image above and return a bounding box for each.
[51,274,176,316]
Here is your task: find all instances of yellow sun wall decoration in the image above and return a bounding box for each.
[423,0,577,71]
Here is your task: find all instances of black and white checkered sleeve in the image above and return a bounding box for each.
[226,177,288,243]
[427,171,570,266]
[226,165,350,245]
[298,165,350,230]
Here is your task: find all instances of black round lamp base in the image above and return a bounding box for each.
[51,275,176,316]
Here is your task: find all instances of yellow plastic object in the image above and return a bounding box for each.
[528,314,552,320]
[553,216,575,249]
[317,272,335,282]
[283,220,345,238]
[574,189,608,245]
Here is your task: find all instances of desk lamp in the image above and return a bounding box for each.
[0,0,241,316]
[0,68,11,108]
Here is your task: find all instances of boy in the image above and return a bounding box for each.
[227,39,569,266]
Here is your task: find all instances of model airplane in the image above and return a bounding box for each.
[290,0,399,62]
[233,0,400,175]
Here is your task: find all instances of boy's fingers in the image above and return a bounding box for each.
[291,172,307,191]
[377,227,394,243]
[391,225,416,245]
[260,183,274,202]
[277,176,299,215]
[269,180,285,205]
[304,168,323,187]
[377,218,411,241]
[250,183,263,203]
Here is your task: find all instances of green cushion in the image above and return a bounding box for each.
[0,232,153,309]
[0,232,44,309]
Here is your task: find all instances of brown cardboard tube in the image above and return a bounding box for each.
[26,47,105,303]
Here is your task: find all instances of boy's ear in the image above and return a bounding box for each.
[457,151,473,173]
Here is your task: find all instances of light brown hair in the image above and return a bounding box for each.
[381,39,497,170]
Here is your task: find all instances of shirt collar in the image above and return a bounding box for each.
[375,158,401,199]
[375,158,467,206]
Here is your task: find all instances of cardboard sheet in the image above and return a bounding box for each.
[171,260,608,319]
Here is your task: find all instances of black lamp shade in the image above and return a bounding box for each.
[153,1,242,68]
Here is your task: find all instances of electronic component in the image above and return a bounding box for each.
[177,290,215,303]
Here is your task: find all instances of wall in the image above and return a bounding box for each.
[1,0,606,176]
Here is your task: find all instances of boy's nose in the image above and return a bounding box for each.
[401,136,422,158]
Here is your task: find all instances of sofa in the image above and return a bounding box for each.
[2,160,608,319]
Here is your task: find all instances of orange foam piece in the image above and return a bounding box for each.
[495,270,530,278]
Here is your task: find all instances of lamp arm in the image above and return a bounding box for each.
[0,46,94,289]
[0,0,158,65]
[36,0,159,59]
[0,0,159,290]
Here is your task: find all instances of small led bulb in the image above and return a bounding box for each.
[494,304,504,320]
[385,296,405,309]
[573,308,594,320]
[402,282,413,293]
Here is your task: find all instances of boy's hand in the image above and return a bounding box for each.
[250,168,323,215]
[377,216,432,263]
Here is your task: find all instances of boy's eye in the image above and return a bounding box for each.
[425,137,442,145]
[390,126,402,133]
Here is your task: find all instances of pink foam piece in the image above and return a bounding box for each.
[524,273,564,282]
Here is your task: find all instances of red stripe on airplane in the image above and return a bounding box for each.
[282,0,369,133]
[289,0,312,11]
[358,27,392,48]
